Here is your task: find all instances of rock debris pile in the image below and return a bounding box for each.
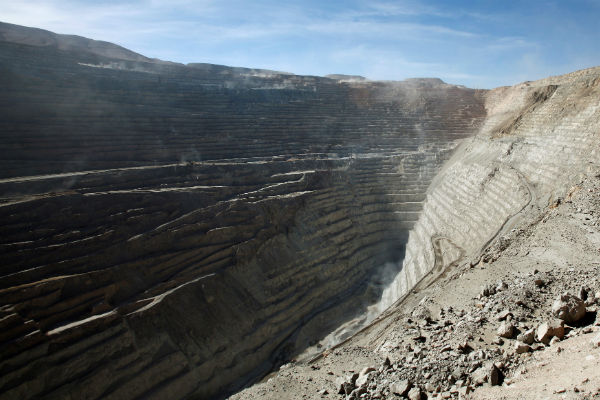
[332,266,600,399]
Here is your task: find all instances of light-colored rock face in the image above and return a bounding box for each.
[381,66,600,311]
[0,24,486,400]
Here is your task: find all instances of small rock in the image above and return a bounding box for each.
[534,279,545,287]
[458,340,473,353]
[335,377,345,394]
[488,364,501,386]
[549,336,561,346]
[349,386,366,397]
[471,367,488,386]
[408,387,423,400]
[318,389,328,396]
[591,333,600,347]
[458,385,472,398]
[536,323,553,344]
[492,337,504,345]
[389,380,412,396]
[355,371,374,388]
[468,349,486,361]
[579,286,590,301]
[481,284,496,297]
[496,309,513,321]
[517,328,535,345]
[531,343,545,351]
[337,380,353,395]
[549,319,566,339]
[497,321,515,338]
[514,341,531,354]
[552,292,586,323]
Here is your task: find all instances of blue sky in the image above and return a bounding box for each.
[1,0,599,88]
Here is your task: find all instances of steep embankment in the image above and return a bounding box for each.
[0,23,486,399]
[231,67,600,399]
[381,67,600,309]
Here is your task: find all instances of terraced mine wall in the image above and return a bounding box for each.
[381,67,600,311]
[0,24,486,399]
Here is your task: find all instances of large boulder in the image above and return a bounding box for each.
[552,292,586,323]
[536,319,565,344]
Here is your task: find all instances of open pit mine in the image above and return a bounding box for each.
[0,22,599,400]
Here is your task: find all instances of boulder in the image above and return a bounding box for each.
[514,341,531,354]
[517,328,535,345]
[549,319,565,339]
[497,321,515,338]
[471,362,502,386]
[496,309,513,321]
[389,380,412,396]
[383,357,391,368]
[488,363,501,386]
[408,387,423,400]
[537,319,565,344]
[336,374,357,395]
[552,292,586,323]
[355,371,374,388]
[355,367,375,388]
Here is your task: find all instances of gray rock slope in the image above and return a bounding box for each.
[0,22,485,399]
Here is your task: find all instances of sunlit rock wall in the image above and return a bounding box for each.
[382,67,600,309]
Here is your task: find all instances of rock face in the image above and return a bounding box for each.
[0,23,486,399]
[382,63,600,309]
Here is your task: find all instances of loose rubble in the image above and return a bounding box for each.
[331,264,600,399]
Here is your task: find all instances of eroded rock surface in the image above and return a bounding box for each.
[0,23,485,399]
[232,64,600,400]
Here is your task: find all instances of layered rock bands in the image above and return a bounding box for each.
[0,22,486,399]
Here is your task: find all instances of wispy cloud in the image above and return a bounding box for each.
[306,19,478,39]
[1,0,598,88]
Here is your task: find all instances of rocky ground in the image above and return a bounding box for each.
[231,168,600,399]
